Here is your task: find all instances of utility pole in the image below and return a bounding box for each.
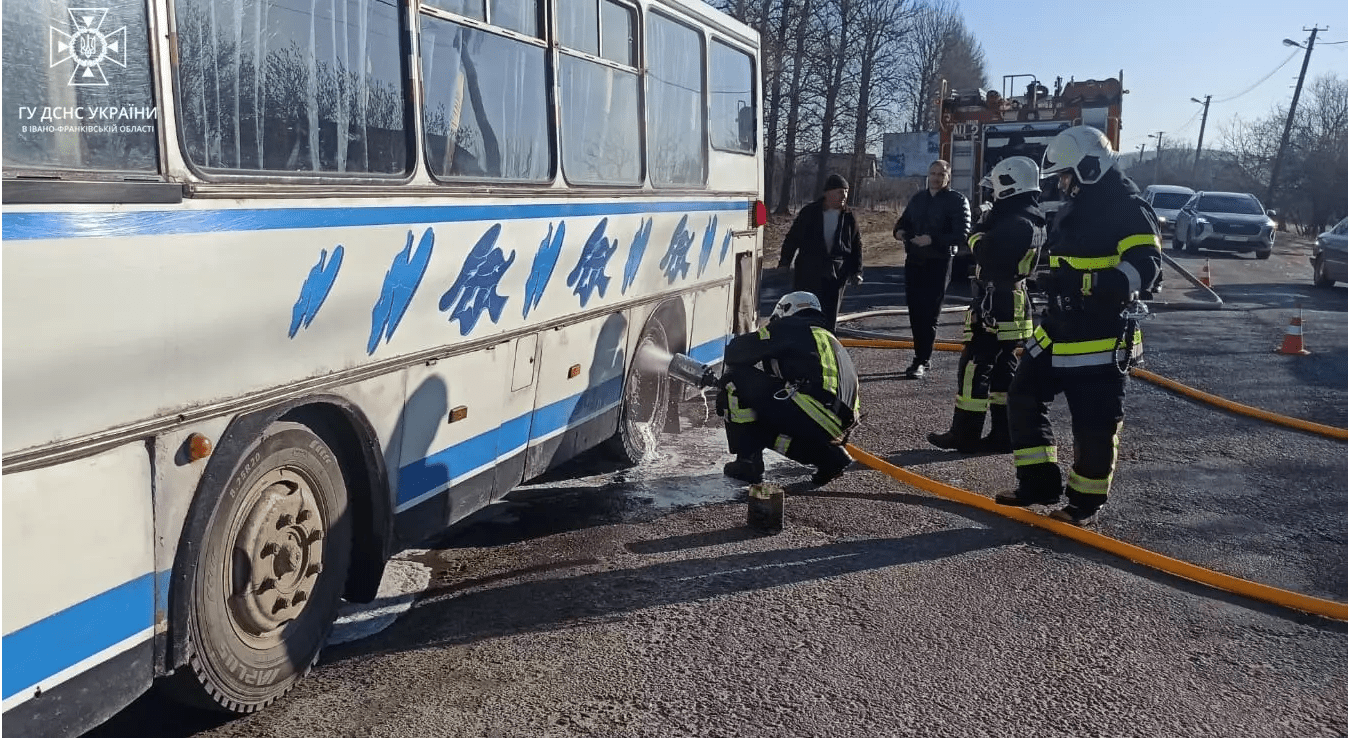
[1136,142,1146,164]
[1267,27,1325,206]
[1191,95,1211,180]
[1150,132,1164,182]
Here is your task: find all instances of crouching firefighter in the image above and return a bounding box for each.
[995,126,1161,526]
[929,156,1045,453]
[717,291,861,486]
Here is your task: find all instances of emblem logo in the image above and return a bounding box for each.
[51,9,127,86]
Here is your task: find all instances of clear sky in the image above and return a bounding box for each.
[962,0,1349,159]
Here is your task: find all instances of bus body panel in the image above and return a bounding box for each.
[2,443,156,711]
[689,282,733,368]
[523,312,630,480]
[397,343,514,524]
[2,198,749,459]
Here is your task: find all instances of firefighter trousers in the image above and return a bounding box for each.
[719,365,844,469]
[1006,347,1126,510]
[955,326,1020,414]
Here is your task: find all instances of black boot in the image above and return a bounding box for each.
[994,462,1063,506]
[981,404,1013,453]
[927,409,986,453]
[723,453,764,484]
[811,445,853,486]
[1049,489,1106,526]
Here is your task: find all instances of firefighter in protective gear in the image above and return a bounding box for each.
[718,291,861,486]
[928,156,1045,453]
[994,126,1162,526]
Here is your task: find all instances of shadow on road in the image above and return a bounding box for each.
[325,528,1012,665]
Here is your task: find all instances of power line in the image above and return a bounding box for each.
[1168,107,1202,138]
[1212,49,1300,103]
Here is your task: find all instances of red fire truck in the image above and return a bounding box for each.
[937,73,1125,219]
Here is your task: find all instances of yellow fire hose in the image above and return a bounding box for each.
[1129,368,1347,441]
[843,444,1347,621]
[837,338,1348,442]
[833,336,1348,621]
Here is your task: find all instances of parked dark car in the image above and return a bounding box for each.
[1172,191,1277,259]
[1312,217,1347,287]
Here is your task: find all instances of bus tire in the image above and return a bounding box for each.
[606,318,673,464]
[165,421,351,713]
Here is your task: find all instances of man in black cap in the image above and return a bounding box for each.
[776,173,864,332]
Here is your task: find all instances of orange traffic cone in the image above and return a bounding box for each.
[1198,259,1213,288]
[1276,309,1311,355]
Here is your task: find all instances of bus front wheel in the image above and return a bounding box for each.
[607,319,673,464]
[167,421,351,713]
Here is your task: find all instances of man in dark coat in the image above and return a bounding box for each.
[776,173,864,332]
[893,160,972,378]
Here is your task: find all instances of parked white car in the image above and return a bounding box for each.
[1142,184,1195,237]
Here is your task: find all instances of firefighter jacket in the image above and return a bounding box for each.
[893,187,972,263]
[965,192,1044,342]
[1031,169,1162,372]
[724,312,861,439]
[778,199,863,290]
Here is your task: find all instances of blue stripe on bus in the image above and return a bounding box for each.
[396,375,625,506]
[2,572,154,701]
[688,336,729,366]
[2,200,750,241]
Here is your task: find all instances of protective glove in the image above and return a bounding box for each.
[848,273,863,286]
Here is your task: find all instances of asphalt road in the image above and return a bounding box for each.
[89,233,1347,738]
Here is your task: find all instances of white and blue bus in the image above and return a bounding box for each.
[1,0,763,733]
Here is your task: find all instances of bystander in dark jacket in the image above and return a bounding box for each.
[893,159,972,377]
[777,173,864,332]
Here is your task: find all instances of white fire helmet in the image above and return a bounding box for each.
[771,291,822,320]
[1041,125,1118,185]
[981,156,1042,200]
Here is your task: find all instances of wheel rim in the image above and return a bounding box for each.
[224,467,327,649]
[623,334,670,458]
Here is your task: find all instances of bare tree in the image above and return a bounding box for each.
[898,0,956,133]
[775,0,815,212]
[811,0,858,194]
[846,0,915,187]
[934,20,986,94]
[1219,73,1348,232]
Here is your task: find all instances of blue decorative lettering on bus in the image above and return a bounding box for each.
[439,224,516,336]
[659,214,694,283]
[621,217,653,294]
[696,215,719,277]
[719,227,734,265]
[367,228,434,354]
[288,245,343,338]
[523,221,565,319]
[567,218,618,307]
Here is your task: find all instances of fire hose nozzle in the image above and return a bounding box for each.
[667,353,719,388]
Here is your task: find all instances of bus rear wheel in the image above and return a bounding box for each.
[166,422,351,713]
[607,319,673,464]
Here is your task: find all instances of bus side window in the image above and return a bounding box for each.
[557,0,641,185]
[646,12,706,187]
[710,40,754,155]
[2,0,159,175]
[173,0,410,176]
[420,1,550,182]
